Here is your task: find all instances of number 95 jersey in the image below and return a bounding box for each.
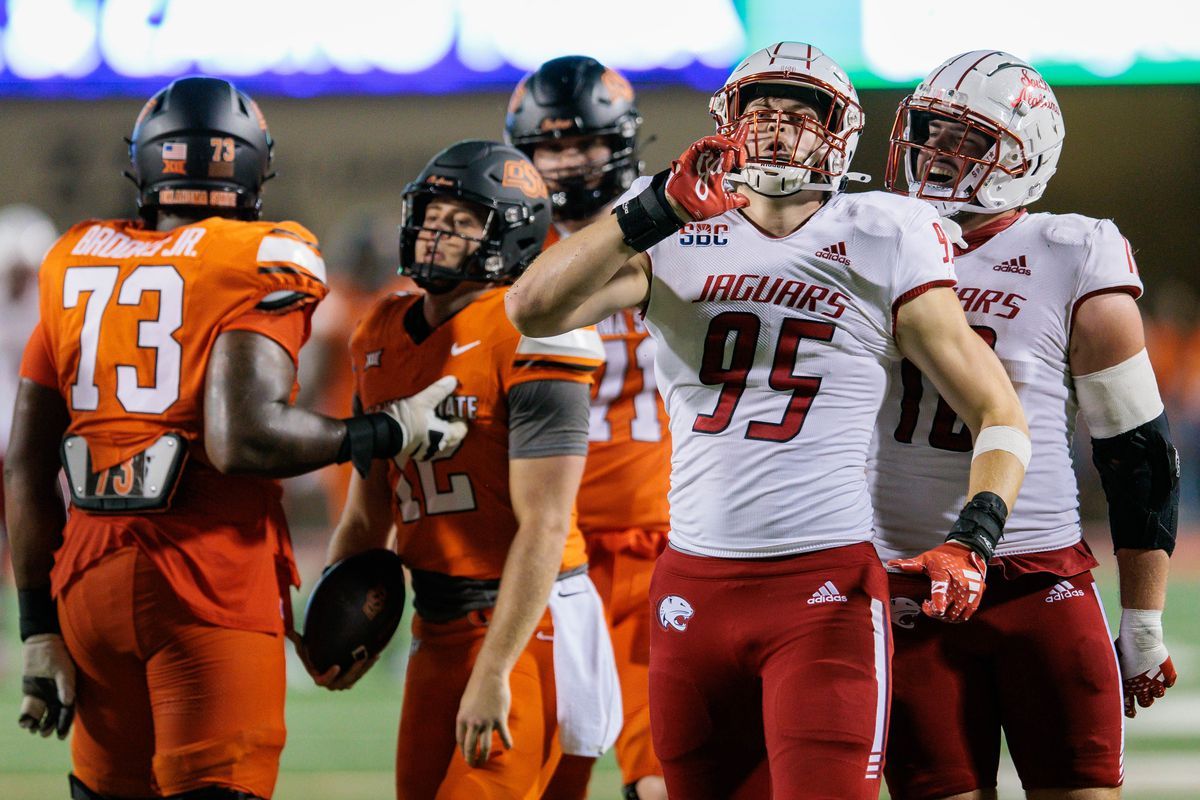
[635,180,957,558]
[35,217,328,473]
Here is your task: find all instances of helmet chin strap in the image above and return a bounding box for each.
[728,168,870,197]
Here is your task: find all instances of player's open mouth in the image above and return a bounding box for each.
[926,162,959,185]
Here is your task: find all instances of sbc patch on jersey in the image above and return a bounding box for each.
[657,595,694,631]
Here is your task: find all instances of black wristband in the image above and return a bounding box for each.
[18,587,60,641]
[612,169,686,252]
[945,491,1009,561]
[337,413,405,478]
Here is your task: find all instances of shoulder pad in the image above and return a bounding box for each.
[1042,213,1105,247]
[837,191,935,238]
[255,223,327,284]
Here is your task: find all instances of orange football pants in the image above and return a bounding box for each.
[396,608,561,800]
[543,529,666,798]
[58,547,286,798]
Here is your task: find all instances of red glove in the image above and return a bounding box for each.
[889,541,987,623]
[1121,657,1177,717]
[1116,608,1177,717]
[665,124,750,221]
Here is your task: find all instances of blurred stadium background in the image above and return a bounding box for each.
[1,1,1198,797]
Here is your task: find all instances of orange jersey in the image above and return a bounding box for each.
[577,311,671,533]
[27,216,328,632]
[37,217,327,470]
[350,288,602,579]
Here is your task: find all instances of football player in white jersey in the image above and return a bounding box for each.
[871,51,1179,800]
[506,42,1029,799]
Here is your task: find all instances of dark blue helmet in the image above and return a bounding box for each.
[128,76,274,222]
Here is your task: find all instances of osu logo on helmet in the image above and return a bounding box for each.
[502,159,549,199]
[601,68,634,103]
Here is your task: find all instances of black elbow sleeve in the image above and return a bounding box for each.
[1091,411,1180,555]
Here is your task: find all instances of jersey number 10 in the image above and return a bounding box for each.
[893,325,998,451]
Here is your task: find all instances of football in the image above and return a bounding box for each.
[301,548,407,674]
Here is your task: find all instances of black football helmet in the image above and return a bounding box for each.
[128,76,274,222]
[504,56,642,221]
[399,140,551,289]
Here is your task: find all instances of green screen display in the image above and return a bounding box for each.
[741,0,1200,87]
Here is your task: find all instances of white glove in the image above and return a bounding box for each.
[1116,608,1176,718]
[19,633,76,739]
[379,375,469,465]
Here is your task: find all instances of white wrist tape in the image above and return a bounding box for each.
[972,425,1031,469]
[1075,349,1163,439]
[1117,608,1168,675]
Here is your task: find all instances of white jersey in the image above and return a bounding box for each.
[634,179,957,558]
[870,212,1144,562]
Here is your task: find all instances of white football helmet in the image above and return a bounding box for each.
[709,42,868,196]
[885,51,1065,215]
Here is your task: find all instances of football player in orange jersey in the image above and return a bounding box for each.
[303,140,618,800]
[4,77,463,800]
[507,57,670,800]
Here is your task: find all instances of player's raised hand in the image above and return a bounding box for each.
[377,375,469,466]
[889,541,987,622]
[1116,609,1177,717]
[18,634,76,739]
[665,124,750,221]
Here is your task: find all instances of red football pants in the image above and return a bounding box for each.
[885,568,1124,799]
[649,542,891,800]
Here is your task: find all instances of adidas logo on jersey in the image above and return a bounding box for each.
[1045,580,1086,603]
[992,255,1031,275]
[815,242,850,265]
[807,580,848,604]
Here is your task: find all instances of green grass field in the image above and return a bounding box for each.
[1,556,1197,799]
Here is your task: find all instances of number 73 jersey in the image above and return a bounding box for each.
[34,218,328,472]
[635,183,957,558]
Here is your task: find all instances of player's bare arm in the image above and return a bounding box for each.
[5,378,75,739]
[456,452,585,767]
[891,286,1029,622]
[206,331,465,479]
[205,330,348,477]
[505,219,650,337]
[896,286,1027,508]
[1071,289,1178,715]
